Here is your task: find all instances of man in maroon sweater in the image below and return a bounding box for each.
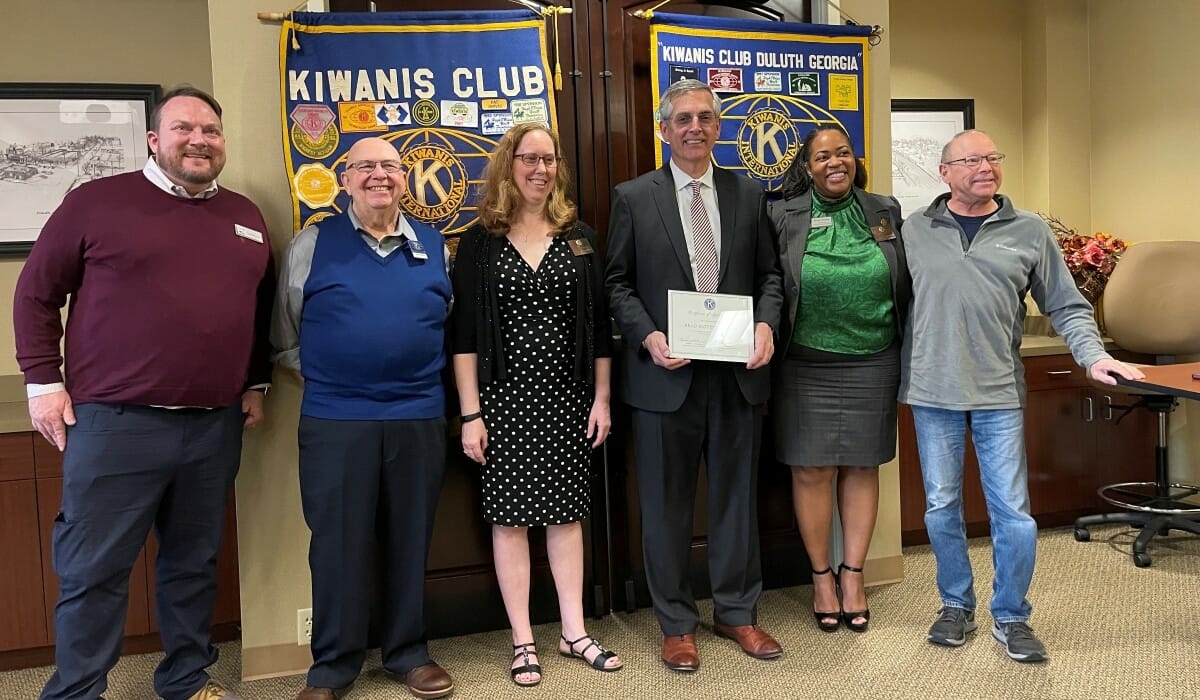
[13,86,273,700]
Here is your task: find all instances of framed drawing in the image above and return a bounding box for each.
[0,82,161,257]
[891,98,975,218]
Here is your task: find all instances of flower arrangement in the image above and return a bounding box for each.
[1040,213,1128,304]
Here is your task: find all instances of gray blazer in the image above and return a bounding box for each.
[769,187,910,346]
[605,164,784,412]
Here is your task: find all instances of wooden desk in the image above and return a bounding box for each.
[1116,361,1200,401]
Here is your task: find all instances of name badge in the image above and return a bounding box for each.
[407,238,429,260]
[871,218,897,242]
[811,216,833,228]
[567,237,594,256]
[234,224,264,244]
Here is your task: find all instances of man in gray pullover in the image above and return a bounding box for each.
[899,130,1142,662]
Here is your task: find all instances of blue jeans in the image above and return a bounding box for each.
[911,406,1037,623]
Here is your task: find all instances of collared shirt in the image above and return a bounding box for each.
[270,206,452,373]
[27,159,264,400]
[142,156,219,199]
[669,159,723,275]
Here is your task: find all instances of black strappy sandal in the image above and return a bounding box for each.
[812,567,841,632]
[839,563,872,633]
[559,634,623,672]
[510,642,542,687]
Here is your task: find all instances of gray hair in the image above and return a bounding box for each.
[940,129,990,163]
[655,79,722,123]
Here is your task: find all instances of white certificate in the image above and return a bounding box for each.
[667,290,754,363]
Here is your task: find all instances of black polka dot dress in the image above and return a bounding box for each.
[479,237,592,526]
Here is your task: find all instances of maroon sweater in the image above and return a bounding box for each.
[14,172,275,407]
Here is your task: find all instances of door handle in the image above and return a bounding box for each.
[1103,394,1113,421]
[1046,370,1073,376]
[1082,396,1094,422]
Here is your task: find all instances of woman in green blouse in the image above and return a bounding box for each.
[769,125,910,634]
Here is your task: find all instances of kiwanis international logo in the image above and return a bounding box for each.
[389,128,500,232]
[398,142,468,226]
[716,94,848,193]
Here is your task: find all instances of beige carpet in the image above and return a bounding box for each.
[3,525,1198,700]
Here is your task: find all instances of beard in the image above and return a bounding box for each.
[156,148,226,187]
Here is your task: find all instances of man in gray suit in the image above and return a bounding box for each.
[605,79,784,672]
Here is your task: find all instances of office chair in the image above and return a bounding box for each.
[1073,241,1200,567]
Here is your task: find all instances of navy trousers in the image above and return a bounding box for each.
[632,362,765,636]
[41,403,244,700]
[299,416,446,690]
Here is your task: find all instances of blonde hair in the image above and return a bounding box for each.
[477,123,577,236]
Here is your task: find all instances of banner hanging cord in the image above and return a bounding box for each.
[540,5,573,92]
[630,0,882,45]
[632,0,673,19]
[256,0,310,50]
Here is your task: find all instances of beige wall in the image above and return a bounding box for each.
[840,0,903,576]
[206,0,314,679]
[0,0,213,378]
[1088,0,1200,482]
[890,0,1027,204]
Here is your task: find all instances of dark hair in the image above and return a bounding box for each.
[150,86,223,132]
[780,124,868,200]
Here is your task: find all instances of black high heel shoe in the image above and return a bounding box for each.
[811,567,840,633]
[838,563,871,633]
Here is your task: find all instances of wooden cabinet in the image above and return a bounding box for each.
[899,352,1156,545]
[0,456,47,651]
[0,432,241,669]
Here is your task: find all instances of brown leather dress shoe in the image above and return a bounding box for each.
[713,622,783,660]
[402,662,455,699]
[661,633,700,672]
[294,688,342,700]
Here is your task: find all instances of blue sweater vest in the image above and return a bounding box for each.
[300,214,451,420]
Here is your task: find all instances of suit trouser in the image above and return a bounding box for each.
[299,416,446,689]
[632,362,764,636]
[41,403,244,700]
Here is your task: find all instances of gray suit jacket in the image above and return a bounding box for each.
[769,187,910,346]
[605,164,784,412]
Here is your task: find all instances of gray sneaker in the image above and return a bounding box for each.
[927,607,977,647]
[992,622,1048,662]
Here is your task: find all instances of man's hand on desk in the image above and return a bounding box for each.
[1089,358,1146,385]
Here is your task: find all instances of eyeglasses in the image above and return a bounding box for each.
[514,153,561,167]
[943,153,1006,168]
[669,111,717,128]
[346,160,402,174]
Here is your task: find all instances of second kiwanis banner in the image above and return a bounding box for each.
[650,13,872,194]
[280,10,555,234]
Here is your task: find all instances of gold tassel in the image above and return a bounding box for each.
[548,6,563,91]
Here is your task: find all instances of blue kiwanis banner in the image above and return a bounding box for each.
[650,13,872,194]
[280,10,555,233]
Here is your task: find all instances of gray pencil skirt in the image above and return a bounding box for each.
[771,342,901,468]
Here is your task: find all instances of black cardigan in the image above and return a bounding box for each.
[449,221,612,385]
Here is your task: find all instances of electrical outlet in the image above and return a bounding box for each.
[297,608,313,645]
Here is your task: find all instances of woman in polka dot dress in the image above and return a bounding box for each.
[451,123,621,686]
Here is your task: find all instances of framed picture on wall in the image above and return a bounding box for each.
[891,98,975,218]
[0,82,161,257]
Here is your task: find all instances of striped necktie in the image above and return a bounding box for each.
[688,180,719,293]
